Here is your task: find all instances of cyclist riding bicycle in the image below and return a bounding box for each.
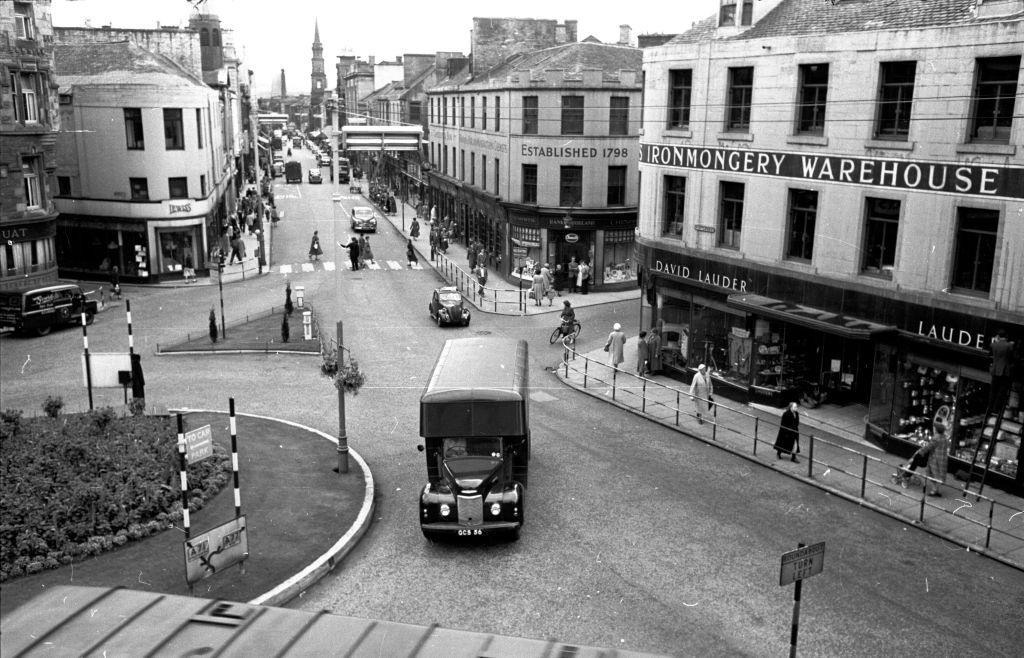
[559,300,576,335]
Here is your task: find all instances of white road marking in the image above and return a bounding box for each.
[301,263,315,272]
[323,262,336,271]
[530,391,558,402]
[410,262,423,270]
[386,260,402,270]
[279,264,293,274]
[366,261,382,270]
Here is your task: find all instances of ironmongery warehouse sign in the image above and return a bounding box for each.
[639,143,1024,200]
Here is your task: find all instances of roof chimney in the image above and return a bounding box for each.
[618,24,632,46]
[368,55,375,66]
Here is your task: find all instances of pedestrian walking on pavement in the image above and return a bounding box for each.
[577,260,590,295]
[637,331,650,377]
[605,323,626,369]
[410,217,420,240]
[925,423,950,496]
[406,239,418,267]
[568,257,579,293]
[689,364,714,425]
[362,237,375,265]
[774,401,801,461]
[530,269,548,306]
[429,228,438,260]
[476,263,488,296]
[646,326,663,374]
[308,231,323,262]
[342,236,360,271]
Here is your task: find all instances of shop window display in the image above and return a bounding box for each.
[602,229,637,284]
[951,383,1021,482]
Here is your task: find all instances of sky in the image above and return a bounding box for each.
[52,0,721,96]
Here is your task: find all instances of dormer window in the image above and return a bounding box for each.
[14,2,35,40]
[719,1,753,27]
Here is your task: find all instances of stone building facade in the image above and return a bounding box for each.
[426,18,643,291]
[1,0,60,291]
[639,0,1023,489]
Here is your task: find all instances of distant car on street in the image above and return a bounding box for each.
[428,286,471,327]
[350,206,377,233]
[307,167,322,184]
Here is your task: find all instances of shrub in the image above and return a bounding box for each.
[0,411,231,581]
[42,396,64,418]
[334,359,366,396]
[128,398,146,417]
[209,307,219,343]
[281,313,290,343]
[285,283,294,316]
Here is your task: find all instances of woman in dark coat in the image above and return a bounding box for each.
[774,401,800,462]
[406,239,418,267]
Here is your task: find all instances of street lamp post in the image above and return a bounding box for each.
[217,253,227,338]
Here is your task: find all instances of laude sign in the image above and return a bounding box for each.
[639,143,1024,200]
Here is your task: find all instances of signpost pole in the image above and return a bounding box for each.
[789,542,804,658]
[81,313,94,410]
[334,320,349,474]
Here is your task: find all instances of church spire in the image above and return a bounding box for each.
[314,19,321,45]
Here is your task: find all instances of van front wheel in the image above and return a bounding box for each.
[35,325,51,337]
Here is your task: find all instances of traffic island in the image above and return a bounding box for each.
[157,306,320,355]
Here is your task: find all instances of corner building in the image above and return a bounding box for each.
[638,0,1023,491]
[426,19,642,290]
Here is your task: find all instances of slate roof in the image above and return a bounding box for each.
[666,0,1014,45]
[53,40,206,89]
[434,41,642,91]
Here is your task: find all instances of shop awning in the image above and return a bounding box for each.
[727,294,895,340]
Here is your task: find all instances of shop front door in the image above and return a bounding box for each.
[551,230,593,273]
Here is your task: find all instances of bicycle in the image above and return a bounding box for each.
[550,320,582,345]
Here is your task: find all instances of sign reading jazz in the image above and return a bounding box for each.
[184,516,248,585]
[639,143,1024,200]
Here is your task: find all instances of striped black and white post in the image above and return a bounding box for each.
[229,398,241,518]
[228,398,245,575]
[81,313,94,410]
[177,413,191,542]
[126,298,134,356]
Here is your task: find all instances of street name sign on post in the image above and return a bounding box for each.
[183,425,214,465]
[779,541,825,586]
[184,515,248,585]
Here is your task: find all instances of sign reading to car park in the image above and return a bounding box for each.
[184,515,248,585]
[779,541,825,586]
[183,425,214,465]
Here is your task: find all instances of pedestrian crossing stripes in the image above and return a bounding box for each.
[273,260,423,274]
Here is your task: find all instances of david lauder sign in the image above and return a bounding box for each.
[639,143,1024,200]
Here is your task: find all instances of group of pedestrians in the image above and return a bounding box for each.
[567,257,593,295]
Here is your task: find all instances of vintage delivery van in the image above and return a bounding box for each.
[0,284,97,336]
[417,337,530,541]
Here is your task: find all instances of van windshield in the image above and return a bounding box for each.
[443,437,502,459]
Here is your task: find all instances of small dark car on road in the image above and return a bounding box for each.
[350,206,377,232]
[428,286,471,327]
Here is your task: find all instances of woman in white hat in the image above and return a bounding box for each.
[605,322,626,368]
[689,363,714,424]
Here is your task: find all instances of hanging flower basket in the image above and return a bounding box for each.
[334,359,365,395]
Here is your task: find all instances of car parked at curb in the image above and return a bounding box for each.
[428,287,471,327]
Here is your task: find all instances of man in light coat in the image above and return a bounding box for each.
[689,364,714,425]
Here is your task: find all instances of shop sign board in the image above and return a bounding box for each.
[694,225,716,233]
[779,541,825,586]
[640,142,1024,200]
[565,233,579,243]
[184,515,247,585]
[512,246,528,258]
[183,425,214,465]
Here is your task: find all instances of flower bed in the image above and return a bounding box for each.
[0,409,231,582]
